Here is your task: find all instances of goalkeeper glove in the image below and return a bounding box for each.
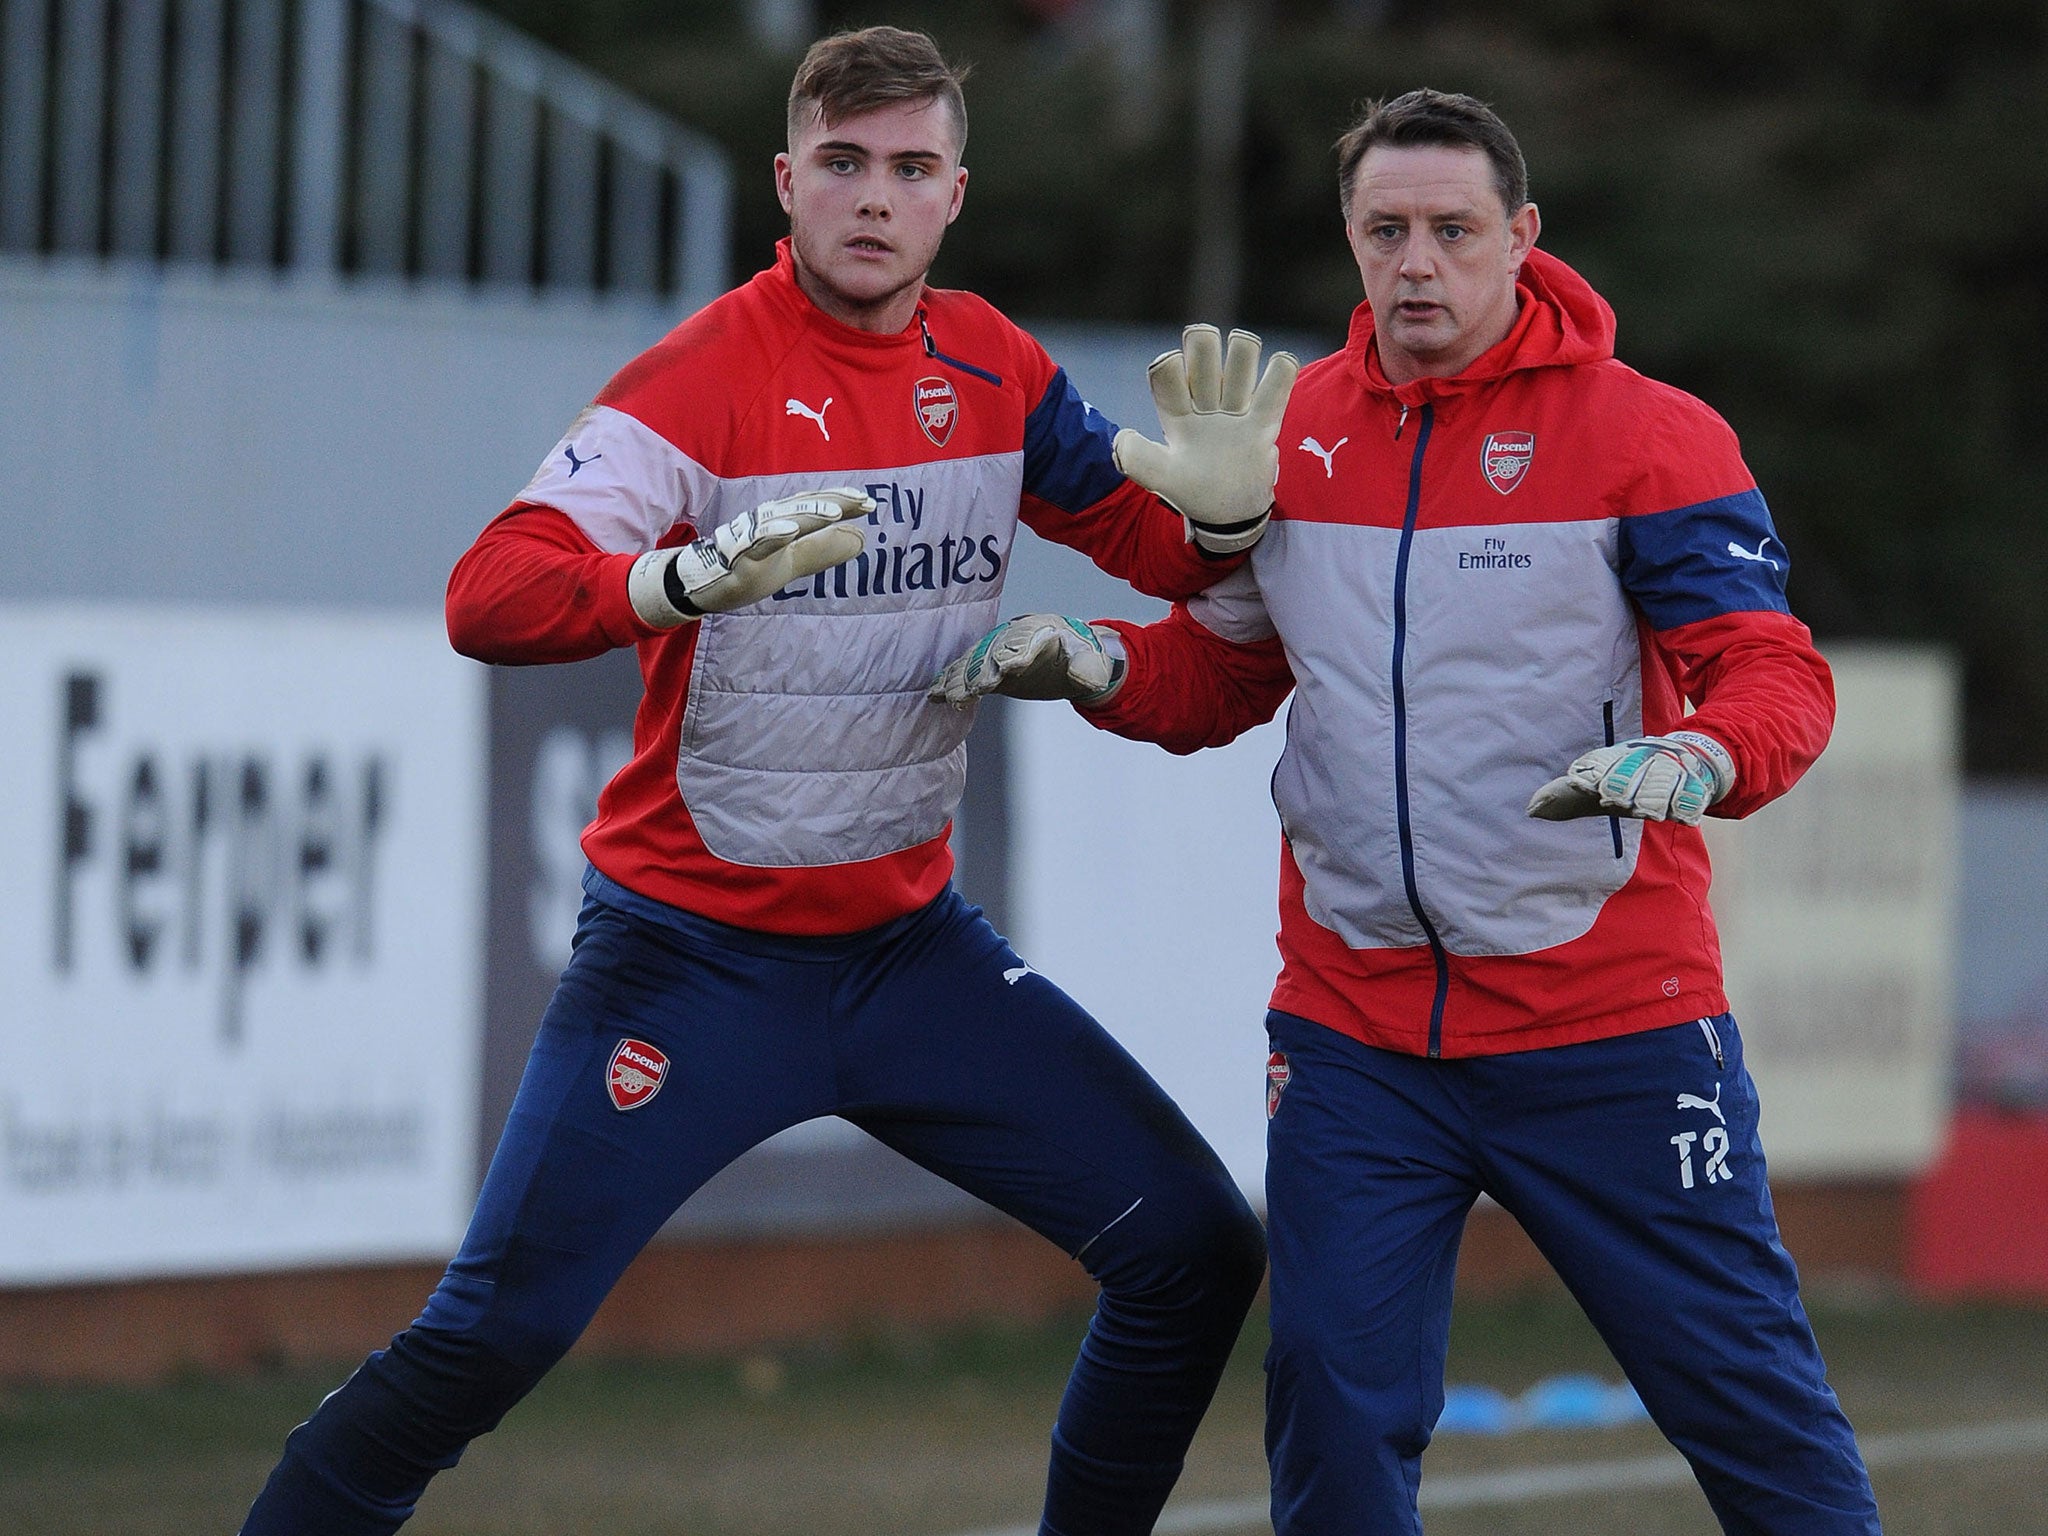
[627,488,874,627]
[1113,324,1299,555]
[1526,730,1736,826]
[928,614,1126,709]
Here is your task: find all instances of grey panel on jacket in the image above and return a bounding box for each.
[679,453,1023,867]
[1258,515,1646,957]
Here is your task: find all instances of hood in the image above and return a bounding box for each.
[1348,246,1616,406]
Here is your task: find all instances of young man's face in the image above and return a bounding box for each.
[776,97,967,333]
[1344,142,1539,385]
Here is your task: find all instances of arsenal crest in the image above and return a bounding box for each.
[1266,1050,1291,1119]
[914,375,958,447]
[606,1038,669,1111]
[1481,430,1535,495]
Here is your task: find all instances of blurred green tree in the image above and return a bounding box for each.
[520,0,2045,772]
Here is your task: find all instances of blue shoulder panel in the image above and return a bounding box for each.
[1618,488,1791,629]
[1022,368,1127,514]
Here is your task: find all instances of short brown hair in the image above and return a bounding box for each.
[787,27,970,153]
[1334,89,1527,221]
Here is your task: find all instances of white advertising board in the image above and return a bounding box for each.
[0,608,487,1282]
[1010,708,1288,1200]
[1010,646,1957,1200]
[1704,644,1959,1176]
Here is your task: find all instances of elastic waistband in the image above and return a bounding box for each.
[581,864,962,961]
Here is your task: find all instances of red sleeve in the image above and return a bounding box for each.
[1001,316,1243,601]
[445,504,662,665]
[1646,609,1836,819]
[1019,484,1244,602]
[1083,602,1295,753]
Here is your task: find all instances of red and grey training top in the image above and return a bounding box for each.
[447,239,1225,935]
[1086,247,1835,1059]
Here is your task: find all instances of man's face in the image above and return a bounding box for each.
[776,97,967,333]
[1344,143,1538,385]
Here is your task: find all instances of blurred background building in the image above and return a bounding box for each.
[3,0,2045,1380]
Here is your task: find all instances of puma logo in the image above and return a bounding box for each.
[1003,966,1034,986]
[785,396,833,440]
[1726,537,1779,570]
[1676,1084,1726,1125]
[562,444,601,477]
[1673,1081,1733,1189]
[1299,435,1348,478]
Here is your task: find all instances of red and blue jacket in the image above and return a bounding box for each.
[1086,247,1834,1057]
[447,240,1226,935]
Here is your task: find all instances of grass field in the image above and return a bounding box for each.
[5,1291,2046,1534]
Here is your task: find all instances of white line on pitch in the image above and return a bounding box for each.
[941,1415,2048,1536]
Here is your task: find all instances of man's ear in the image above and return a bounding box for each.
[774,152,794,215]
[1508,200,1540,270]
[946,165,968,226]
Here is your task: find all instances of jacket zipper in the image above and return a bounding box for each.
[917,307,1003,386]
[1389,401,1452,1056]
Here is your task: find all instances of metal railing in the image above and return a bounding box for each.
[0,0,730,300]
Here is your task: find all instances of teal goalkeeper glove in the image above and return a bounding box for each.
[628,488,874,627]
[1113,325,1299,555]
[928,615,1126,709]
[1525,731,1736,827]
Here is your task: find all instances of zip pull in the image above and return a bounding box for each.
[1698,1016,1725,1070]
[1394,403,1410,440]
[913,307,1005,387]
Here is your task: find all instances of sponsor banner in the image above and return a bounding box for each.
[1704,644,1958,1175]
[0,608,487,1282]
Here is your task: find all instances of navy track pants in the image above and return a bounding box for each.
[240,873,1266,1536]
[1263,1008,1881,1536]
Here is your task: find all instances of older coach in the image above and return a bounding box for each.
[936,88,1883,1536]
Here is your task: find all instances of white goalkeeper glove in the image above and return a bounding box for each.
[1113,324,1299,555]
[928,614,1126,709]
[1526,730,1737,827]
[627,488,874,627]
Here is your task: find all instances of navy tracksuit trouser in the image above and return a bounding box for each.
[241,873,1266,1536]
[1263,1008,1882,1536]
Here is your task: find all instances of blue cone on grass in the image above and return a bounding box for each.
[1435,1373,1648,1435]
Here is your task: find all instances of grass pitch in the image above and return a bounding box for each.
[3,1291,2045,1534]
